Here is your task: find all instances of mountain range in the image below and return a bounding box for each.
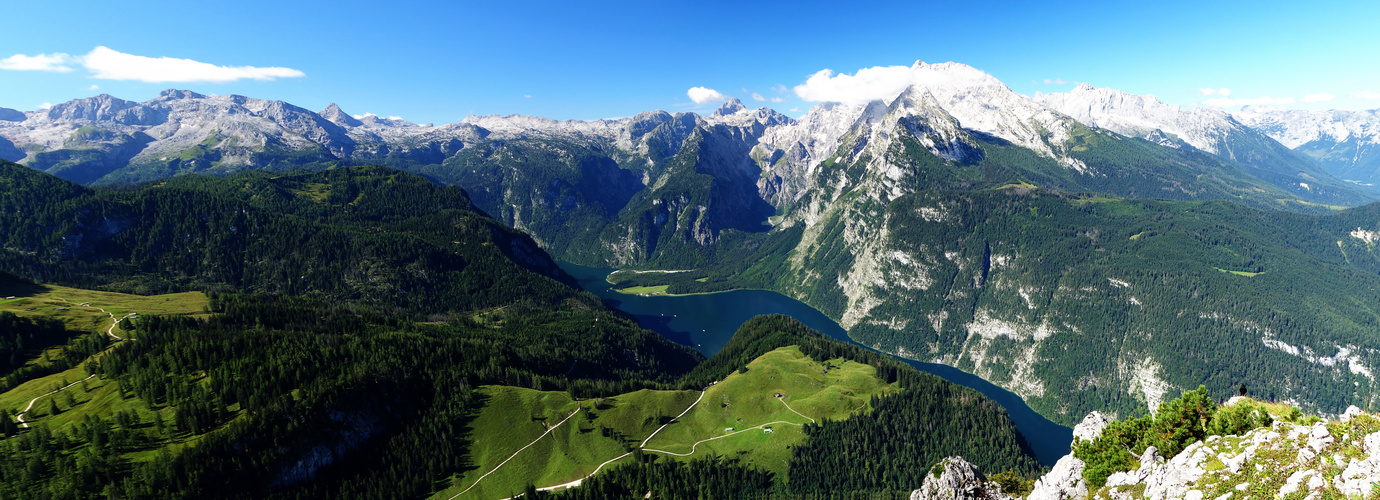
[1234,106,1380,188]
[4,61,1380,429]
[2,62,1376,206]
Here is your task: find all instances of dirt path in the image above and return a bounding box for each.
[469,390,707,499]
[776,394,816,424]
[642,394,815,457]
[515,450,633,496]
[14,374,96,429]
[448,407,583,500]
[638,390,705,447]
[642,419,804,457]
[10,300,135,430]
[497,390,814,498]
[57,298,135,341]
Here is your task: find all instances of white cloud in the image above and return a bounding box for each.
[794,67,914,104]
[771,84,788,94]
[83,46,304,83]
[1198,88,1232,96]
[1202,96,1295,107]
[1043,78,1068,85]
[3,47,305,83]
[792,63,997,104]
[524,94,532,98]
[788,107,800,112]
[1354,90,1380,100]
[38,103,52,110]
[687,86,729,104]
[750,92,766,102]
[87,84,100,91]
[770,97,784,103]
[0,53,76,72]
[1303,92,1335,103]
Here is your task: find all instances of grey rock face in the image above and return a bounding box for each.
[0,136,23,162]
[319,103,364,128]
[910,456,1014,500]
[0,108,25,122]
[44,94,141,123]
[714,98,747,117]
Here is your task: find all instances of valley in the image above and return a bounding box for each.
[0,52,1374,497]
[562,261,1074,465]
[0,164,1044,499]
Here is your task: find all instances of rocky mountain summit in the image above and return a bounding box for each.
[923,401,1380,500]
[1,60,1368,207]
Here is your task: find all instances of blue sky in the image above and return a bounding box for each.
[2,0,1377,123]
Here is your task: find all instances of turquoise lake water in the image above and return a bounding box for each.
[559,262,1074,465]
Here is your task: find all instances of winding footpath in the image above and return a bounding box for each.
[482,391,816,499]
[641,419,802,457]
[776,394,816,424]
[12,301,134,429]
[638,389,706,448]
[14,374,96,429]
[448,408,583,500]
[475,390,708,500]
[642,394,815,457]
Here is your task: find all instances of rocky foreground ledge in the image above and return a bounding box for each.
[913,402,1380,500]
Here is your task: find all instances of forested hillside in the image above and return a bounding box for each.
[0,165,1044,499]
[474,315,1042,499]
[616,187,1380,426]
[0,160,585,315]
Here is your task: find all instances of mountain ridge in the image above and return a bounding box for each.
[1,61,1370,209]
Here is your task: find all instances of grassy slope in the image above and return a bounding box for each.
[646,346,896,474]
[0,284,211,459]
[433,346,896,500]
[0,282,208,334]
[432,387,698,500]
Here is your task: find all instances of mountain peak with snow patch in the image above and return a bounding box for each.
[714,98,747,116]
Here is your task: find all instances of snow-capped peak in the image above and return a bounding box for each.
[907,60,1006,90]
[1233,106,1380,149]
[1035,83,1237,154]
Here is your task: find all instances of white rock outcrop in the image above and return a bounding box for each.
[911,456,1014,500]
[1034,405,1380,499]
[1072,411,1114,442]
[1028,412,1114,500]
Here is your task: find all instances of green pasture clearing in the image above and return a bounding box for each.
[0,282,208,334]
[611,285,670,296]
[1215,268,1264,277]
[433,346,897,499]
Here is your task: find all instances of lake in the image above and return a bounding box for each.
[559,262,1074,466]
